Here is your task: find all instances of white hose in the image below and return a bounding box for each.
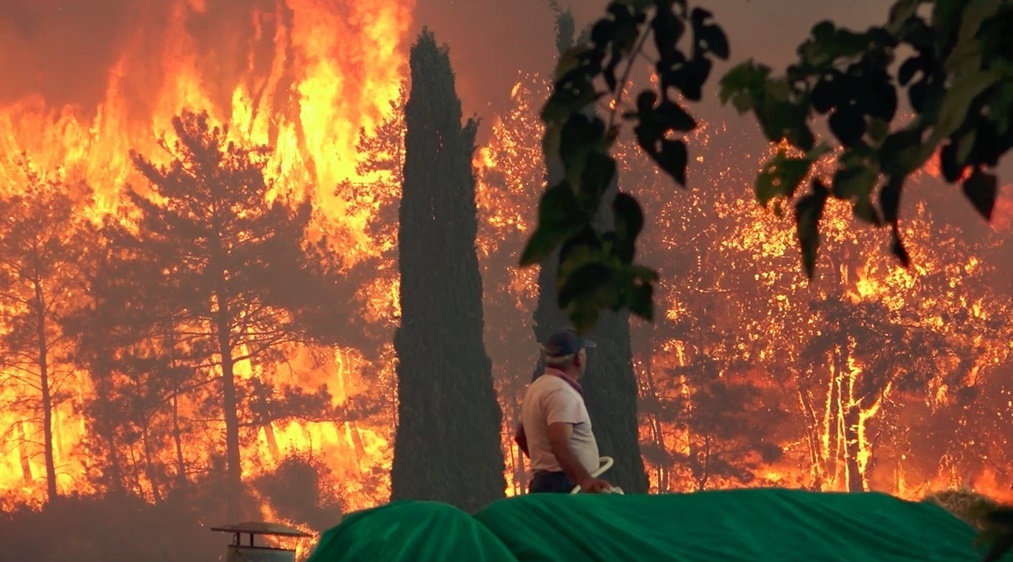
[569,456,623,494]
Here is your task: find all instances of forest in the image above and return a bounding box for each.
[0,0,1010,560]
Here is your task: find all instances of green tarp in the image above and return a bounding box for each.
[309,489,1007,561]
[307,500,516,561]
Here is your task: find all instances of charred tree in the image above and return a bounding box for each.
[391,29,505,512]
[0,170,94,504]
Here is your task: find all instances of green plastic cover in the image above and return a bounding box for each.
[309,489,1006,562]
[306,500,516,562]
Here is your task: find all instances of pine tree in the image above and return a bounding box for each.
[0,165,95,503]
[390,29,505,512]
[121,110,359,517]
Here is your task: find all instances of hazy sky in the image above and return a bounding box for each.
[413,0,899,118]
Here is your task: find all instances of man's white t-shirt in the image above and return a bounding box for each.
[520,370,600,475]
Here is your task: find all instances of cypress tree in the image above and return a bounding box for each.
[390,29,505,512]
[529,10,648,493]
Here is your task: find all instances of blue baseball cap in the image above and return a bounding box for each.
[541,329,597,358]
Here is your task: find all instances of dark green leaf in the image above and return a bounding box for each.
[612,192,644,262]
[591,19,616,48]
[677,57,713,100]
[879,175,904,225]
[864,79,898,122]
[932,0,967,41]
[756,151,813,205]
[961,168,998,220]
[542,80,600,125]
[867,118,890,143]
[649,139,689,186]
[955,128,977,164]
[879,130,923,176]
[691,8,730,59]
[553,44,593,81]
[558,261,613,309]
[557,252,629,331]
[939,141,966,182]
[828,106,866,147]
[811,73,845,113]
[886,0,920,34]
[754,96,816,151]
[832,162,879,198]
[798,24,875,68]
[908,77,928,113]
[627,275,654,320]
[936,70,999,139]
[794,180,829,278]
[560,113,605,162]
[719,60,772,112]
[519,182,589,265]
[890,226,911,267]
[852,196,883,226]
[558,225,602,268]
[651,5,684,61]
[898,56,921,86]
[578,152,617,212]
[656,100,697,132]
[520,227,562,267]
[560,113,607,187]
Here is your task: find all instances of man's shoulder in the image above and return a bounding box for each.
[530,374,579,397]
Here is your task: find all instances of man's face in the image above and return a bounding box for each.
[577,348,587,376]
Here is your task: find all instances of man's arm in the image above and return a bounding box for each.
[547,422,610,493]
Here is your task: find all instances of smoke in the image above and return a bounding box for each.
[0,0,143,109]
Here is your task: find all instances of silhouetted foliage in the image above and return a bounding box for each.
[390,29,506,512]
[521,0,1011,335]
[253,453,343,532]
[110,109,362,516]
[0,165,96,503]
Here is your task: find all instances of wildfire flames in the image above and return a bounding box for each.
[0,0,413,517]
[1,2,1011,552]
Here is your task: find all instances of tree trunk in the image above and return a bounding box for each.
[219,328,242,516]
[823,349,843,487]
[347,420,367,478]
[843,403,864,492]
[34,282,58,503]
[264,422,282,461]
[797,386,825,490]
[211,246,242,516]
[695,435,712,491]
[16,421,34,486]
[141,422,162,502]
[106,430,122,493]
[172,392,187,486]
[641,331,667,492]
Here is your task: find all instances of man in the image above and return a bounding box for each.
[515,329,613,494]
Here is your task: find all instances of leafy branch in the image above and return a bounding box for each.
[519,0,729,332]
[721,0,1012,277]
[521,0,1010,334]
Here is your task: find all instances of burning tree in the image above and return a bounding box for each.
[474,71,550,494]
[0,166,95,503]
[113,109,360,516]
[390,29,506,512]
